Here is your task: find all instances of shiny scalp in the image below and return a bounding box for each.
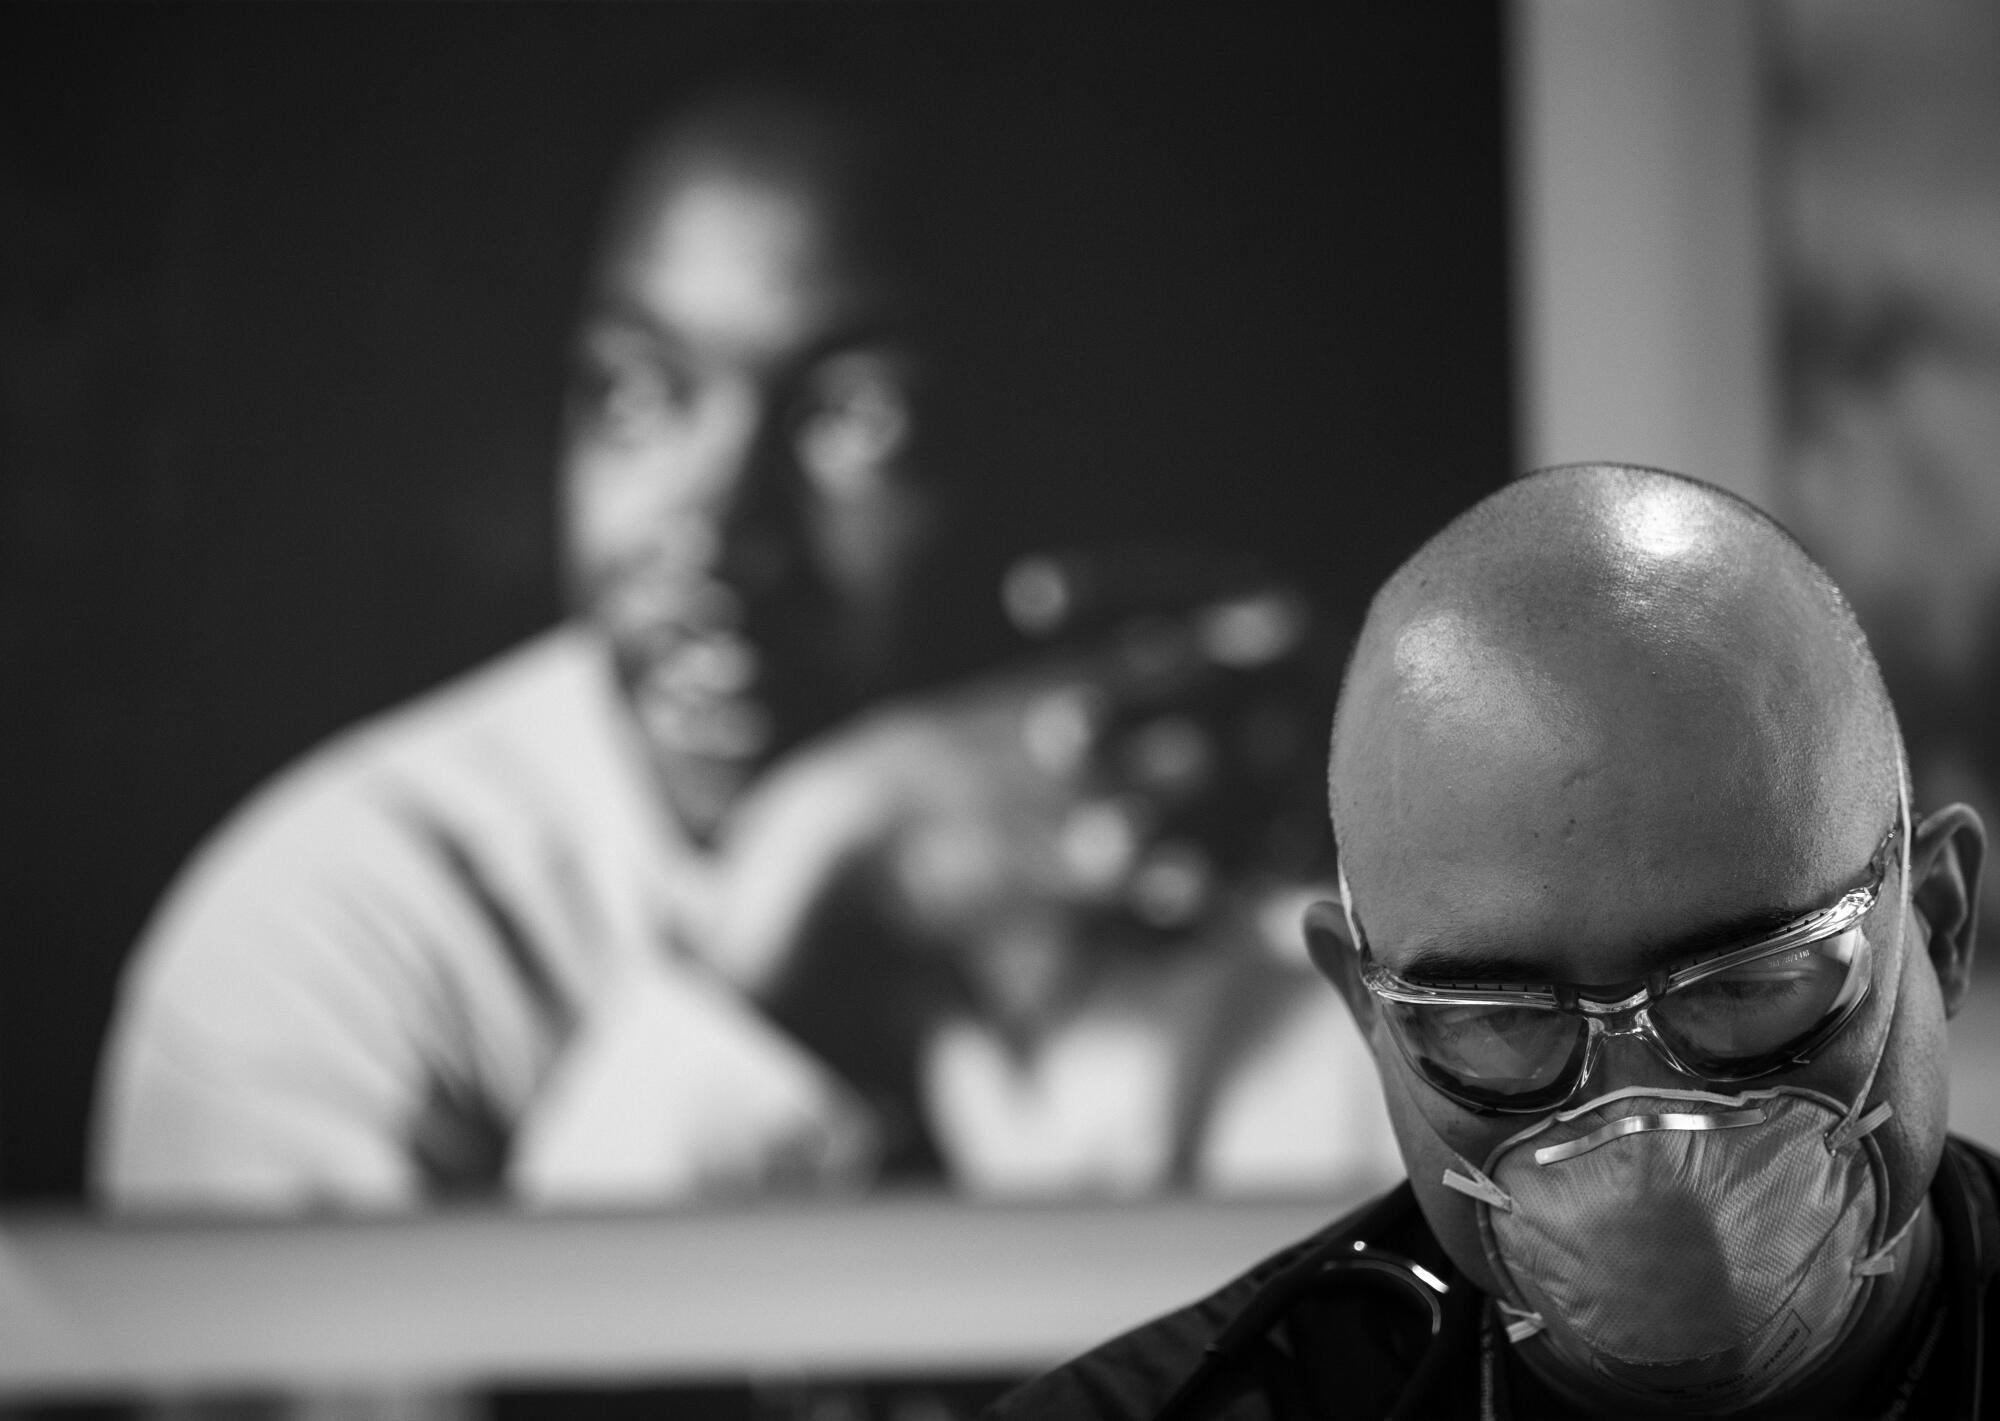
[1327,462,1905,871]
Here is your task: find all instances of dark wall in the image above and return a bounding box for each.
[0,3,1513,1200]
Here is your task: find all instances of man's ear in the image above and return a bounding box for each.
[1909,802,1986,1019]
[1303,899,1377,1047]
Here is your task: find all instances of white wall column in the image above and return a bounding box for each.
[1511,0,1774,508]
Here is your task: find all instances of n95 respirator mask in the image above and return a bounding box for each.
[1441,1082,1907,1414]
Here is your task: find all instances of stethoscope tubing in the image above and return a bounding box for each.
[1151,1146,1995,1421]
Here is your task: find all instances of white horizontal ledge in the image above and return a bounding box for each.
[0,1192,1348,1398]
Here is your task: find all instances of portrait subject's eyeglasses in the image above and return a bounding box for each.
[1343,815,1903,1115]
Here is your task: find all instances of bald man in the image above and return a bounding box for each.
[991,464,1999,1419]
[92,88,1394,1210]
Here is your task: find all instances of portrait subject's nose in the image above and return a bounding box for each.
[670,384,797,595]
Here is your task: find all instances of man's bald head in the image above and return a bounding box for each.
[1306,464,1986,1413]
[1331,464,1904,960]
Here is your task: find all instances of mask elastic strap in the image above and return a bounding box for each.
[1841,775,1913,1142]
[1442,1160,1513,1212]
[1826,1100,1894,1155]
[1828,768,1913,1154]
[1854,1202,1924,1279]
[1496,1299,1545,1344]
[1445,1162,1544,1347]
[1827,766,1915,1283]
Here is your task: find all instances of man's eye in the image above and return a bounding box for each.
[1426,1003,1548,1041]
[1690,976,1813,1005]
[1669,963,1825,1022]
[569,339,695,444]
[793,350,916,496]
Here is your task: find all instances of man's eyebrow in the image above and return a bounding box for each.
[579,298,915,372]
[577,300,691,354]
[1397,906,1808,987]
[1395,945,1545,986]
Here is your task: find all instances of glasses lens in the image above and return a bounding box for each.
[1384,997,1585,1104]
[1652,924,1869,1066]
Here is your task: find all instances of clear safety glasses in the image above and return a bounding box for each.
[1349,816,1903,1115]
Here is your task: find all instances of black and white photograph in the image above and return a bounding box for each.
[7,3,2000,1418]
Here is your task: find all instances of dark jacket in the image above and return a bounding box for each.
[987,1136,2000,1420]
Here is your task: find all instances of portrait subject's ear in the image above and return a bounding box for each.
[1304,899,1376,1046]
[1910,803,1985,1019]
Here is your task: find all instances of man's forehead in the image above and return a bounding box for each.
[598,166,900,360]
[1342,600,1785,818]
[1333,609,1891,983]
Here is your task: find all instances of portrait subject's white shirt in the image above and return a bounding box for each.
[94,625,866,1209]
[94,622,1398,1210]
